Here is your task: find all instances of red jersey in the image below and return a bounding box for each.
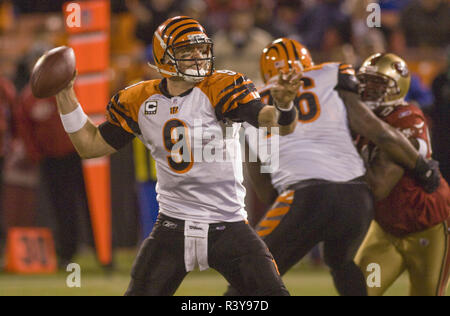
[372,104,450,237]
[16,85,76,162]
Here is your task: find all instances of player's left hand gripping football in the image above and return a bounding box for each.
[270,69,303,109]
[413,156,441,193]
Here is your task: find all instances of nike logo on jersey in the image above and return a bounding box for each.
[397,109,411,119]
[170,106,179,114]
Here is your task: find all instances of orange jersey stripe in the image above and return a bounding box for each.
[106,80,162,135]
[198,71,259,115]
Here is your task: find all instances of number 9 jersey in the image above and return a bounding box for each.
[104,70,263,223]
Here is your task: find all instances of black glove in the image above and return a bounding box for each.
[412,156,441,193]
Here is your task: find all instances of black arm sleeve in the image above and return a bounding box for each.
[335,64,360,93]
[98,121,135,151]
[223,99,265,128]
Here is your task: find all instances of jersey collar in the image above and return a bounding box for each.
[159,78,194,99]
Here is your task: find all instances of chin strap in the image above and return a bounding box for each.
[147,62,178,77]
[147,62,206,83]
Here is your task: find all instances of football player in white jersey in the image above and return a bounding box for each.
[54,17,304,296]
[224,38,441,296]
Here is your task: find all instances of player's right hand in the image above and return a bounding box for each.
[56,71,77,100]
[270,69,302,109]
[413,156,441,193]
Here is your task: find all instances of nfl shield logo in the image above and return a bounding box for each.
[145,101,157,115]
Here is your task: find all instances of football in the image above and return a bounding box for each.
[30,46,76,98]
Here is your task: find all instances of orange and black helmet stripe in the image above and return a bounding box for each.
[161,16,192,38]
[160,16,207,48]
[265,39,301,68]
[260,38,313,83]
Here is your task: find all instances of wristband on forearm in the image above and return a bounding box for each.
[60,103,88,133]
[413,155,432,178]
[413,155,440,193]
[275,101,296,126]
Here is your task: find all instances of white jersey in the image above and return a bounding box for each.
[248,62,366,193]
[106,71,261,223]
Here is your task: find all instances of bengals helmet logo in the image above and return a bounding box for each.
[392,62,409,77]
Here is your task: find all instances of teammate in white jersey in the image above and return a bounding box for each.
[54,17,304,296]
[225,38,441,296]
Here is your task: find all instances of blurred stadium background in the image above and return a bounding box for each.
[0,0,448,296]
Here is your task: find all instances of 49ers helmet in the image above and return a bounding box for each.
[151,16,214,82]
[357,53,411,108]
[260,38,313,84]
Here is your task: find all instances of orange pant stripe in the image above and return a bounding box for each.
[257,219,281,237]
[266,206,290,218]
[275,191,294,204]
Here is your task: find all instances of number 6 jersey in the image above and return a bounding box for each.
[101,71,263,223]
[247,63,366,193]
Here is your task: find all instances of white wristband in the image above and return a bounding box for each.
[60,103,88,133]
[275,101,294,112]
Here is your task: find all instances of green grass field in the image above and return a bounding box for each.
[0,248,448,296]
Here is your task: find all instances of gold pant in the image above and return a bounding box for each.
[355,219,450,296]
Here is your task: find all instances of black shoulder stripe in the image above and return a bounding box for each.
[106,102,121,124]
[111,93,127,111]
[218,76,245,95]
[226,88,259,113]
[109,106,142,135]
[215,83,257,112]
